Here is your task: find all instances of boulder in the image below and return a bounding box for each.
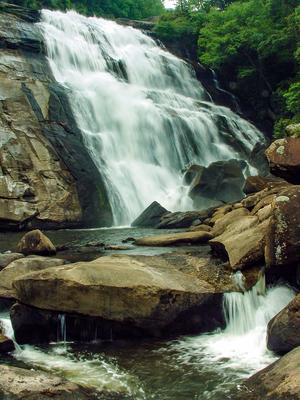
[285,123,300,138]
[0,333,14,353]
[266,138,300,184]
[12,254,226,340]
[265,187,300,267]
[17,230,56,256]
[188,159,246,209]
[157,209,215,229]
[233,346,300,400]
[210,216,270,270]
[0,364,101,400]
[131,201,168,228]
[183,164,205,185]
[135,231,213,247]
[267,294,300,354]
[243,175,285,195]
[0,253,24,270]
[0,256,66,299]
[211,208,250,237]
[188,224,211,232]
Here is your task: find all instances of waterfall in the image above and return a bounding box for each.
[0,312,21,352]
[58,314,67,343]
[172,277,296,372]
[39,10,265,226]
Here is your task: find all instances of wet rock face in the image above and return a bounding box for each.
[265,138,300,184]
[0,4,112,230]
[233,346,300,400]
[185,159,246,210]
[267,294,300,354]
[265,186,300,267]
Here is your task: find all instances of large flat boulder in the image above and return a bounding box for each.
[210,215,270,270]
[135,231,213,246]
[0,364,101,400]
[11,253,231,341]
[267,294,300,354]
[0,255,66,299]
[234,347,300,400]
[0,253,24,270]
[157,209,214,229]
[266,138,300,183]
[265,186,300,267]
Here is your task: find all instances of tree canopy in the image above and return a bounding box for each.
[11,0,164,19]
[156,0,300,137]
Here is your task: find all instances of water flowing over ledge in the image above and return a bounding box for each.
[39,10,265,225]
[0,277,295,399]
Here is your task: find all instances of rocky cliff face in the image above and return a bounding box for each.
[0,3,112,230]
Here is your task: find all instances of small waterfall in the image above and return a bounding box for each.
[224,274,267,334]
[39,10,265,225]
[0,313,21,352]
[171,277,295,372]
[58,314,67,343]
[210,69,242,114]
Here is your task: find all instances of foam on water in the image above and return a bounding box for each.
[169,278,295,374]
[0,279,295,399]
[39,10,265,225]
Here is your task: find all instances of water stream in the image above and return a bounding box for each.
[39,10,265,225]
[0,277,295,399]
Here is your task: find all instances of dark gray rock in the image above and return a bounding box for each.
[187,159,246,209]
[131,201,168,227]
[157,208,215,229]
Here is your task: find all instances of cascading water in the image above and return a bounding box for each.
[172,276,295,373]
[39,10,265,225]
[0,279,295,399]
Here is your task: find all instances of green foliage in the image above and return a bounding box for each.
[284,82,300,114]
[155,10,205,40]
[156,0,300,138]
[10,0,164,19]
[196,0,300,137]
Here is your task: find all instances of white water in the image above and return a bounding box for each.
[171,277,295,373]
[39,10,265,225]
[0,279,295,399]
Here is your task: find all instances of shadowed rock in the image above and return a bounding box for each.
[131,201,168,228]
[267,294,300,354]
[233,347,300,400]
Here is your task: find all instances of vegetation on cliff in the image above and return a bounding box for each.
[155,0,300,137]
[8,0,164,19]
